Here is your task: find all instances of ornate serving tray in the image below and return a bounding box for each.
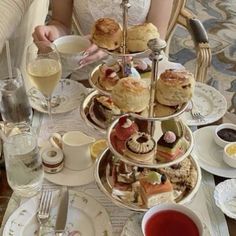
[94,148,201,212]
[107,115,194,168]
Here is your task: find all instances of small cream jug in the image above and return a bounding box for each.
[62,131,95,171]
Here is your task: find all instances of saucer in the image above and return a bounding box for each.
[44,163,95,187]
[192,126,236,178]
[28,79,87,114]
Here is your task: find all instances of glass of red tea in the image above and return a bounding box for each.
[142,203,203,236]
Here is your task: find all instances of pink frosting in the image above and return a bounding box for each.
[163,131,176,143]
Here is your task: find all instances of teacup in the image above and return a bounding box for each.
[142,203,204,236]
[62,131,95,171]
[53,35,91,77]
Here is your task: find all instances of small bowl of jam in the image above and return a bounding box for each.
[214,123,236,148]
[223,142,236,168]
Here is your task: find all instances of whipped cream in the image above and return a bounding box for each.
[122,118,133,128]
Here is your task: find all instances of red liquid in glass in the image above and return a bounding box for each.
[145,210,199,236]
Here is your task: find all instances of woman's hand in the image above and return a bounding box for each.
[79,43,107,68]
[32,21,69,42]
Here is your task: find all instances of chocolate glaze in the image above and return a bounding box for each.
[157,134,180,148]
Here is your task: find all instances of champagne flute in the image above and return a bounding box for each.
[26,42,62,128]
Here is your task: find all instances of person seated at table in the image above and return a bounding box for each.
[32,0,173,69]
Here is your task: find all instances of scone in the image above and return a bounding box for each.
[91,18,122,50]
[112,77,150,113]
[127,23,159,52]
[156,69,195,106]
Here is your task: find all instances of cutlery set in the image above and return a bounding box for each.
[37,187,69,236]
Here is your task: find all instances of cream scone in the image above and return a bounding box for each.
[91,18,122,51]
[127,23,160,52]
[125,132,155,163]
[156,69,195,106]
[112,77,150,113]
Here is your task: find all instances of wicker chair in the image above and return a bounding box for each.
[166,0,211,83]
[73,0,211,83]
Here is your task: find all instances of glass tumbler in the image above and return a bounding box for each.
[3,128,44,197]
[0,68,32,124]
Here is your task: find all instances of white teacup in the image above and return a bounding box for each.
[62,131,95,171]
[142,203,204,236]
[53,35,91,77]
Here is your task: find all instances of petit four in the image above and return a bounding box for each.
[125,132,155,163]
[139,171,173,208]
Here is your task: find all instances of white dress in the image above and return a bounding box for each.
[73,0,151,35]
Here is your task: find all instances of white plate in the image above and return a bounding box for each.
[3,190,112,236]
[181,82,227,126]
[45,163,95,187]
[120,213,211,236]
[28,79,87,114]
[192,126,236,178]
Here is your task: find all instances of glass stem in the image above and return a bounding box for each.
[45,96,53,128]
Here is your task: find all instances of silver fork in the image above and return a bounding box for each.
[37,189,53,236]
[191,100,205,121]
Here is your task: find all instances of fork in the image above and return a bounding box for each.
[37,189,53,236]
[190,100,205,121]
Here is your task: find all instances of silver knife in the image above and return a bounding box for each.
[55,186,69,236]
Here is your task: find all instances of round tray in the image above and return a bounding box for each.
[107,115,194,168]
[80,90,122,133]
[94,148,201,212]
[89,65,111,96]
[89,65,189,121]
[101,48,150,58]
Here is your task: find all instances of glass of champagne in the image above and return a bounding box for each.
[26,41,62,127]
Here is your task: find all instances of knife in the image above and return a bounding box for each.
[55,186,69,236]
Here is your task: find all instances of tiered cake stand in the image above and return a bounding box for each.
[80,0,201,212]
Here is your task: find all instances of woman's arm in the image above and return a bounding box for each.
[33,0,74,42]
[147,0,174,40]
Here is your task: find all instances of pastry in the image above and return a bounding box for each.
[98,62,122,91]
[160,157,198,199]
[127,23,160,52]
[139,171,173,208]
[89,95,120,128]
[125,132,155,163]
[111,116,139,154]
[156,69,195,106]
[112,77,150,113]
[91,18,122,50]
[156,131,185,161]
[161,119,184,137]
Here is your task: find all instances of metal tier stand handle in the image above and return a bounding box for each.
[147,38,167,135]
[120,0,131,77]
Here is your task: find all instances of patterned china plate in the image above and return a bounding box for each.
[3,190,112,236]
[28,79,87,114]
[181,82,227,126]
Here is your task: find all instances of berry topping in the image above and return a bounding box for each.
[161,174,167,184]
[163,131,176,143]
[118,116,127,126]
[105,68,114,77]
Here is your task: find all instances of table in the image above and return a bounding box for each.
[0,109,236,235]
